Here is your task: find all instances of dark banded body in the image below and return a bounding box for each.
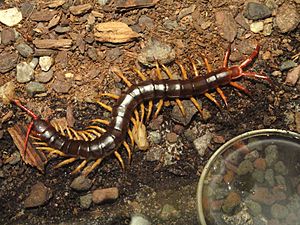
[32,69,233,160]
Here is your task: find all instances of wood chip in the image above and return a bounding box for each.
[46,0,66,8]
[8,124,47,173]
[30,10,58,22]
[115,0,159,9]
[94,21,140,43]
[33,39,72,49]
[47,13,61,29]
[69,4,92,15]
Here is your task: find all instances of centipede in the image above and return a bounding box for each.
[12,44,273,175]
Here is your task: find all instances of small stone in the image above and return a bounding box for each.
[177,5,196,20]
[24,182,52,208]
[265,144,279,166]
[263,23,273,36]
[145,146,163,161]
[29,58,39,69]
[215,10,238,42]
[172,124,184,135]
[245,150,260,161]
[275,175,286,187]
[138,15,154,30]
[166,132,177,143]
[80,194,92,209]
[276,3,300,33]
[0,81,15,104]
[245,200,262,216]
[274,161,288,175]
[163,19,178,30]
[280,60,297,71]
[0,52,18,73]
[244,2,272,20]
[130,214,151,225]
[223,170,234,184]
[39,56,53,72]
[0,7,23,27]
[184,128,197,142]
[171,100,198,126]
[271,203,288,219]
[70,176,93,191]
[5,152,21,165]
[265,169,275,186]
[36,69,54,83]
[212,135,225,144]
[254,158,267,171]
[222,192,241,214]
[1,28,16,45]
[16,62,34,83]
[149,115,164,130]
[285,65,300,86]
[193,131,212,157]
[237,159,254,175]
[251,187,275,205]
[52,80,72,94]
[25,82,46,96]
[252,169,265,183]
[250,21,264,33]
[16,43,34,58]
[149,131,162,144]
[87,47,98,61]
[97,0,109,5]
[69,4,92,15]
[160,204,180,220]
[54,26,71,33]
[137,38,175,67]
[92,187,119,204]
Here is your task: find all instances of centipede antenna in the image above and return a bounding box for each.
[223,44,231,68]
[12,100,39,120]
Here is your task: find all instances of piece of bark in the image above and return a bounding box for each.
[69,4,92,15]
[8,124,47,172]
[94,21,140,43]
[33,39,72,49]
[115,0,159,9]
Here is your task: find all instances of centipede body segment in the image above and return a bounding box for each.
[12,44,273,175]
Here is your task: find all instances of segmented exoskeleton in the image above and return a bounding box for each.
[12,44,272,175]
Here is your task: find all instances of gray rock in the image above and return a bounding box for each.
[52,79,72,94]
[271,203,288,219]
[25,82,46,96]
[171,100,198,126]
[1,28,16,45]
[276,3,300,33]
[138,38,175,67]
[138,15,154,30]
[149,131,162,144]
[39,56,53,72]
[237,159,254,175]
[16,62,34,83]
[245,200,262,216]
[280,60,297,71]
[275,175,286,187]
[29,58,39,69]
[163,19,178,30]
[0,52,18,73]
[265,168,275,186]
[0,7,22,27]
[244,2,272,20]
[80,194,92,209]
[193,131,212,157]
[130,214,151,225]
[16,42,34,58]
[265,144,278,167]
[215,10,238,42]
[35,69,54,83]
[274,161,288,175]
[70,176,93,191]
[252,169,265,183]
[24,182,53,208]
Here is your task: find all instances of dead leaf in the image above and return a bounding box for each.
[8,124,47,172]
[94,21,140,43]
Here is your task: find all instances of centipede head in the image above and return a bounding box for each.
[12,100,40,154]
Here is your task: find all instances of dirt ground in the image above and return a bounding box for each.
[0,0,299,225]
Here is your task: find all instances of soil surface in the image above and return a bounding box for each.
[0,0,299,225]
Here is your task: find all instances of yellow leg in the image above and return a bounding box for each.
[133,67,147,81]
[190,97,204,115]
[32,141,48,146]
[155,62,163,80]
[112,67,132,87]
[96,101,112,112]
[154,99,164,118]
[82,158,102,176]
[176,61,188,80]
[189,57,199,76]
[85,129,102,137]
[71,160,88,175]
[140,103,145,123]
[127,129,134,146]
[98,93,119,99]
[87,125,106,134]
[216,87,228,107]
[91,119,110,126]
[76,131,89,141]
[204,93,222,109]
[54,157,77,169]
[114,151,125,170]
[146,100,153,121]
[69,127,82,140]
[122,141,132,163]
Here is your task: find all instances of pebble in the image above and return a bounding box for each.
[69,4,92,15]
[39,56,54,72]
[138,15,154,30]
[70,176,93,191]
[16,62,34,83]
[243,2,272,20]
[130,214,151,225]
[237,159,253,175]
[265,145,279,167]
[149,115,164,130]
[271,203,289,219]
[29,58,39,69]
[0,81,15,104]
[171,100,198,125]
[245,150,260,161]
[166,132,178,143]
[52,79,72,94]
[215,10,237,42]
[274,161,288,175]
[251,187,275,205]
[1,28,16,45]
[160,204,180,220]
[265,169,275,186]
[222,192,241,214]
[177,4,196,21]
[24,182,52,208]
[250,21,264,33]
[252,169,265,183]
[275,2,300,33]
[173,124,184,135]
[36,69,54,83]
[87,47,98,61]
[280,60,297,71]
[253,158,267,171]
[145,146,163,161]
[149,131,162,144]
[0,7,23,27]
[193,131,212,157]
[97,0,109,5]
[16,43,34,58]
[92,187,119,204]
[285,65,300,86]
[54,26,71,33]
[245,200,262,216]
[5,151,21,165]
[184,128,197,142]
[0,52,18,73]
[263,23,273,36]
[80,193,92,209]
[275,175,286,187]
[25,82,46,96]
[163,19,178,30]
[137,38,175,67]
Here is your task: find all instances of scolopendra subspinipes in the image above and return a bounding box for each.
[12,43,273,176]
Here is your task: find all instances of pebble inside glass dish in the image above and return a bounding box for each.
[197,129,300,225]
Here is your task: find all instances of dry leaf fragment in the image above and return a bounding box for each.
[8,124,47,172]
[94,21,140,43]
[33,39,72,49]
[115,0,159,9]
